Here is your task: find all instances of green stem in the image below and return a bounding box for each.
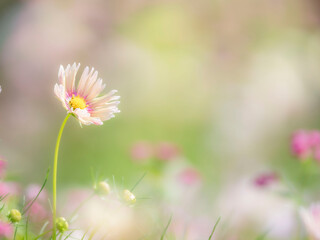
[53,114,71,240]
[13,224,18,240]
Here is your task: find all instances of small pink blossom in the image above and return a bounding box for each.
[130,142,153,162]
[155,142,180,161]
[27,202,48,222]
[0,182,20,198]
[314,147,320,162]
[291,131,311,159]
[0,221,13,239]
[253,172,278,188]
[178,168,202,185]
[25,184,48,203]
[309,131,320,147]
[291,130,320,161]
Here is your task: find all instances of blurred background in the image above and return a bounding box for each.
[1,0,320,239]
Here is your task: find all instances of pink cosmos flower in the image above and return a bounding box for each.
[300,203,320,239]
[253,172,278,188]
[314,148,320,162]
[291,131,312,159]
[291,130,320,161]
[27,202,48,222]
[155,142,180,161]
[54,63,120,125]
[130,142,153,162]
[25,184,48,203]
[0,221,13,239]
[0,182,20,198]
[309,131,320,148]
[178,168,202,185]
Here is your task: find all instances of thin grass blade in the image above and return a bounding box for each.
[160,215,172,240]
[131,172,147,192]
[23,168,50,215]
[208,217,221,240]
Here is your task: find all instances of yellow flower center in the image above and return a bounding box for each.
[69,95,87,109]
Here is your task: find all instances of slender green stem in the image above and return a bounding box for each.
[53,114,71,240]
[13,224,18,240]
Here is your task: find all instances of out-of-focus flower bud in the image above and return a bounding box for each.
[96,181,110,196]
[7,209,21,223]
[122,189,136,204]
[56,217,69,233]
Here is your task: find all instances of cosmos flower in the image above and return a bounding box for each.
[300,203,320,239]
[130,141,153,162]
[0,182,20,198]
[291,131,312,159]
[155,142,180,161]
[177,168,201,185]
[54,63,120,125]
[253,172,278,188]
[0,221,13,239]
[291,130,320,161]
[25,184,48,203]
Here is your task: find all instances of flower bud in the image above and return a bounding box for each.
[122,189,136,204]
[96,181,110,196]
[56,217,68,233]
[7,209,21,223]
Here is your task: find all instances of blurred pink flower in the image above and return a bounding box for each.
[300,203,320,239]
[63,189,93,217]
[0,221,13,239]
[291,130,312,159]
[291,130,320,161]
[54,63,120,125]
[155,142,180,161]
[170,215,213,240]
[0,182,20,198]
[27,202,48,222]
[309,131,320,147]
[130,142,153,162]
[178,168,201,185]
[253,172,278,188]
[314,147,320,162]
[25,184,48,203]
